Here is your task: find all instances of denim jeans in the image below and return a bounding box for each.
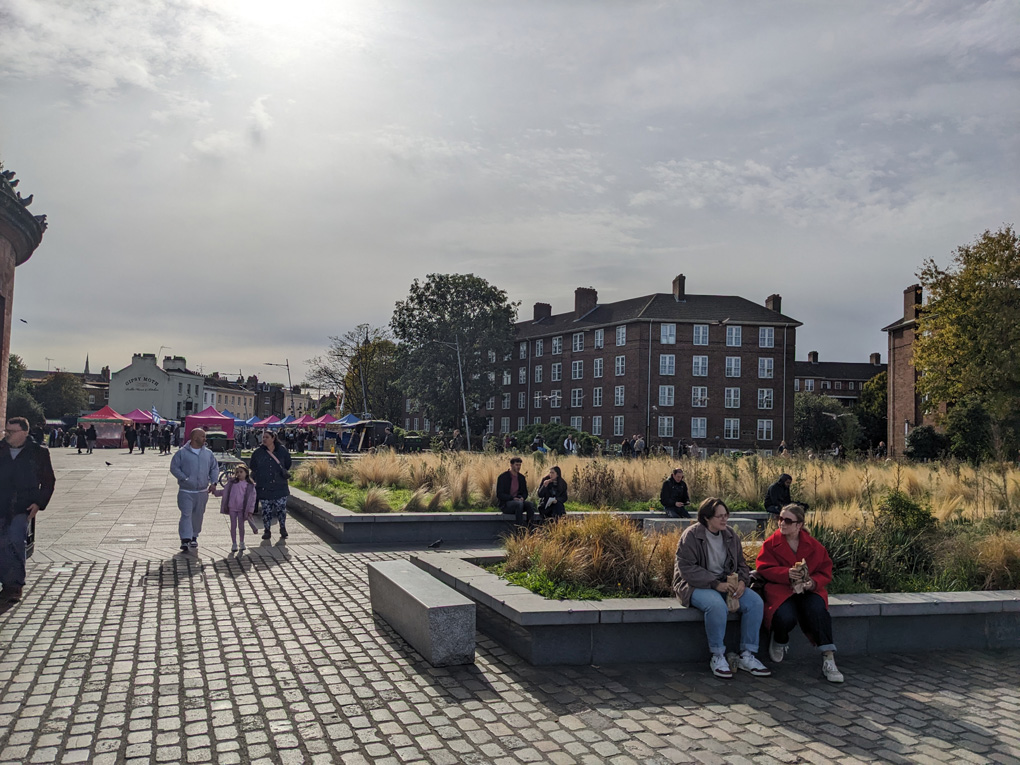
[0,513,30,589]
[689,586,764,656]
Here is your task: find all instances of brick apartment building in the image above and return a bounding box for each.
[406,275,800,455]
[882,284,937,457]
[793,351,886,405]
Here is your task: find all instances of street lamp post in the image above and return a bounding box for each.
[264,360,294,417]
[430,336,471,451]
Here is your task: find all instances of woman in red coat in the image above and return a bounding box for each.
[755,503,844,683]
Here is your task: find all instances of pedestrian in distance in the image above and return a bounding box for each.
[0,417,56,603]
[219,464,257,552]
[673,497,771,679]
[86,424,97,454]
[125,425,137,454]
[138,426,149,454]
[660,467,691,518]
[169,428,219,552]
[536,465,568,520]
[496,456,537,526]
[755,503,844,683]
[250,430,292,541]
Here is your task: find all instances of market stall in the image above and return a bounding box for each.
[184,406,235,440]
[78,406,132,448]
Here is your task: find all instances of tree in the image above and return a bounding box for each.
[793,393,857,453]
[6,386,44,425]
[855,371,888,450]
[914,226,1020,433]
[391,274,518,438]
[943,397,992,464]
[7,354,26,391]
[905,425,949,462]
[33,372,87,418]
[306,325,404,423]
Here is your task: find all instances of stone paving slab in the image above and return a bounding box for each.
[0,454,1018,764]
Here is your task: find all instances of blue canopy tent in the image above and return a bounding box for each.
[221,409,249,427]
[337,413,361,426]
[278,415,296,425]
[245,416,260,426]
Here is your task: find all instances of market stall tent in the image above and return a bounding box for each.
[79,406,132,448]
[184,406,235,439]
[124,409,156,424]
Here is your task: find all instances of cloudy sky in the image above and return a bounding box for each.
[1,0,1017,385]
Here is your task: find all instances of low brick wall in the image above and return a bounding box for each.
[410,550,1020,666]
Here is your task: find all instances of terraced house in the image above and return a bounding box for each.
[408,275,800,455]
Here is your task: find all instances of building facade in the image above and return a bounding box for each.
[109,354,206,420]
[793,351,886,405]
[882,284,936,457]
[202,375,256,419]
[407,275,800,455]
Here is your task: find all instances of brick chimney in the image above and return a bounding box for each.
[808,351,818,364]
[870,352,881,365]
[672,274,686,301]
[904,284,922,321]
[765,294,782,313]
[574,287,597,319]
[533,302,552,321]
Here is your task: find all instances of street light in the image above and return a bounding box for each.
[264,360,294,417]
[429,336,472,451]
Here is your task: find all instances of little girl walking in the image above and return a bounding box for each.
[220,464,257,552]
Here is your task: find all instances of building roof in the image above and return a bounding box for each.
[23,369,109,385]
[515,292,800,339]
[795,361,887,381]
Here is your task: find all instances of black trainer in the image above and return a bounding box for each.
[180,540,190,552]
[279,526,288,539]
[262,529,271,540]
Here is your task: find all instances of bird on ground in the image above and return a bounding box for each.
[427,539,443,549]
[105,461,112,466]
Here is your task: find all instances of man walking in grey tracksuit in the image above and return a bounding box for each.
[169,428,219,552]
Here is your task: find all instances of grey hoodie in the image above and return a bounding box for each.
[169,446,219,492]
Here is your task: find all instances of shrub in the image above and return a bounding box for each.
[355,486,392,513]
[877,490,936,534]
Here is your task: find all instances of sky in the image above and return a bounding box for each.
[1,0,1017,385]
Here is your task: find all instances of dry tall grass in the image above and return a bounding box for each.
[291,452,1020,525]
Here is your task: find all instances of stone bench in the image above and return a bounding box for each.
[367,560,476,666]
[643,513,768,536]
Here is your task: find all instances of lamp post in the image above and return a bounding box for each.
[264,360,294,417]
[429,336,471,451]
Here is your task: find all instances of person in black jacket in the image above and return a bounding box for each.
[249,431,293,540]
[0,417,56,602]
[660,468,691,518]
[537,465,568,520]
[764,473,807,516]
[495,457,536,526]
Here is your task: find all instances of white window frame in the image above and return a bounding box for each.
[658,416,674,438]
[572,332,584,352]
[519,342,527,359]
[758,357,774,379]
[570,416,583,431]
[759,327,774,348]
[693,324,709,346]
[615,355,626,376]
[726,326,742,347]
[518,392,526,409]
[616,326,626,346]
[794,379,801,391]
[758,388,773,410]
[518,417,526,431]
[614,385,625,406]
[502,370,511,386]
[571,388,583,408]
[502,392,510,409]
[691,417,707,440]
[594,328,604,348]
[724,418,740,440]
[571,360,583,380]
[534,365,543,384]
[534,391,543,409]
[551,362,562,382]
[692,356,708,377]
[592,416,602,436]
[724,387,740,408]
[550,390,561,409]
[757,419,774,441]
[659,385,675,407]
[518,367,527,385]
[659,354,675,376]
[592,387,603,407]
[692,386,708,408]
[660,323,676,344]
[552,336,563,355]
[593,358,603,378]
[500,417,510,433]
[535,339,544,357]
[613,415,625,437]
[725,357,741,378]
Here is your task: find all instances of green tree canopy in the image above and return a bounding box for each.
[7,354,26,392]
[943,397,993,464]
[914,226,1020,424]
[391,274,518,439]
[6,385,44,425]
[855,370,888,449]
[794,392,859,453]
[33,371,87,418]
[306,325,404,424]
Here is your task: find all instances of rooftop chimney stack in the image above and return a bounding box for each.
[904,284,922,321]
[574,287,597,319]
[672,274,686,301]
[870,352,881,365]
[765,294,782,313]
[808,351,819,364]
[533,302,552,322]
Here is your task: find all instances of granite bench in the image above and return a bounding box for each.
[367,560,476,667]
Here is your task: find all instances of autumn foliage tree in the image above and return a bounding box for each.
[913,225,1020,457]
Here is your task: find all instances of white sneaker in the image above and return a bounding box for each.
[737,651,772,677]
[231,543,238,552]
[709,654,733,679]
[822,658,844,683]
[769,634,788,663]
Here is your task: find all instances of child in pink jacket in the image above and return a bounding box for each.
[220,464,257,552]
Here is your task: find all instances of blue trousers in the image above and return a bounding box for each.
[0,514,29,589]
[689,587,765,656]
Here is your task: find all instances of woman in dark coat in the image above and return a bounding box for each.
[249,430,293,540]
[536,465,568,520]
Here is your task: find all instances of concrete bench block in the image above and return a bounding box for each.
[368,560,475,667]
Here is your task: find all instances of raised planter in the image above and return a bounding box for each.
[409,549,1020,666]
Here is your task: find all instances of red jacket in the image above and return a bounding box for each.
[754,528,833,629]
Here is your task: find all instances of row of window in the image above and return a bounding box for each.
[794,379,858,391]
[520,325,776,358]
[485,386,777,411]
[512,355,775,384]
[404,415,775,441]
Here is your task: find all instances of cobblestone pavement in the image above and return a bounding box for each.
[1,453,1018,764]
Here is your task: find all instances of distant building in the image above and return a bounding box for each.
[23,358,111,414]
[203,374,256,419]
[406,274,800,455]
[109,354,205,420]
[793,351,886,405]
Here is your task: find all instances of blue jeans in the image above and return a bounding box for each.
[689,586,764,656]
[0,514,29,589]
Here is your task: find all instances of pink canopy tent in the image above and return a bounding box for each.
[184,406,235,439]
[290,415,316,426]
[253,415,280,428]
[309,414,338,426]
[79,406,132,448]
[124,409,156,424]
